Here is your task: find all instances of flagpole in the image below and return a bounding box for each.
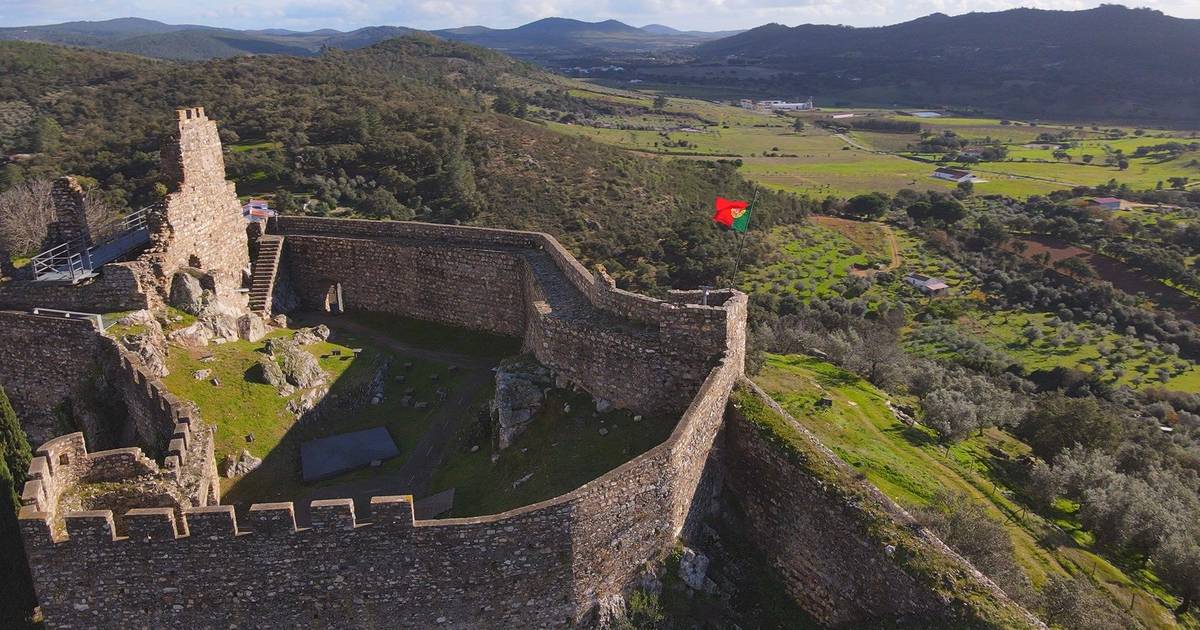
[729,188,759,289]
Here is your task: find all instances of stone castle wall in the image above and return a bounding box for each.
[0,312,107,446]
[19,326,746,628]
[0,311,197,456]
[275,216,742,414]
[0,261,154,313]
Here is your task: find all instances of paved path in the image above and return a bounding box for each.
[290,315,497,524]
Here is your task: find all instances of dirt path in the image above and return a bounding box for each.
[291,315,499,524]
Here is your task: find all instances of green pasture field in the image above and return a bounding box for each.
[755,353,1186,628]
[541,87,1200,199]
[906,309,1200,391]
[741,223,976,311]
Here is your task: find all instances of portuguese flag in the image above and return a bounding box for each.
[713,197,752,233]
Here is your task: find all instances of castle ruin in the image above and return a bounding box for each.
[0,107,1042,628]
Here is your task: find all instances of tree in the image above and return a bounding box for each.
[359,188,412,220]
[30,116,62,153]
[0,386,35,627]
[1081,154,1095,164]
[906,201,933,223]
[844,192,889,219]
[652,95,668,110]
[791,118,805,132]
[923,388,979,442]
[956,180,974,196]
[1018,393,1123,460]
[1155,529,1200,615]
[0,179,53,257]
[929,197,966,224]
[1117,158,1130,170]
[915,490,1032,604]
[273,189,299,214]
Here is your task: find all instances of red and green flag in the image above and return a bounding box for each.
[713,197,752,233]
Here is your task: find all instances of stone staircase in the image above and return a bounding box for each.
[522,251,656,341]
[249,235,283,315]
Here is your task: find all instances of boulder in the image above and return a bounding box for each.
[678,547,710,592]
[167,322,212,348]
[249,355,286,388]
[264,336,297,356]
[292,325,331,346]
[192,369,211,380]
[169,271,206,315]
[280,347,326,389]
[237,314,268,343]
[595,398,614,414]
[287,387,327,419]
[116,312,169,377]
[270,314,290,328]
[220,449,262,478]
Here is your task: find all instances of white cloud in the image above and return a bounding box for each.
[0,0,1196,32]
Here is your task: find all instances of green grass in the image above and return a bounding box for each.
[754,353,1189,628]
[229,140,282,153]
[160,321,480,505]
[429,385,675,517]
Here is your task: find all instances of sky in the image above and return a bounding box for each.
[2,0,1196,32]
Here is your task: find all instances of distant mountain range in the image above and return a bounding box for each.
[0,16,733,61]
[662,5,1200,123]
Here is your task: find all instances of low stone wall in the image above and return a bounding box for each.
[0,261,152,315]
[724,381,1043,628]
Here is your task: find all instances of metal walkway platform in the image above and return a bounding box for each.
[31,208,151,283]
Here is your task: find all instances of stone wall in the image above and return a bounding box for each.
[0,261,154,313]
[276,217,742,414]
[0,312,107,446]
[20,338,745,628]
[0,311,198,457]
[723,381,1043,628]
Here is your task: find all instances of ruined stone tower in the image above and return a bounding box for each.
[147,107,250,300]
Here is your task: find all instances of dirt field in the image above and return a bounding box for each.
[1012,236,1200,322]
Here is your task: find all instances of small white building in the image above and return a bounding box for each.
[904,273,950,296]
[242,199,276,223]
[740,98,814,112]
[1089,197,1124,210]
[932,167,977,183]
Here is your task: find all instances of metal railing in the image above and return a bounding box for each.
[31,307,106,331]
[30,206,152,282]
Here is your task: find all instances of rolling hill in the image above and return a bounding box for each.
[664,5,1200,124]
[0,17,729,62]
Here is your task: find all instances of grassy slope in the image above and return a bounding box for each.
[754,353,1187,629]
[731,380,1042,629]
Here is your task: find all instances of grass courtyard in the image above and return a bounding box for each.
[160,314,502,505]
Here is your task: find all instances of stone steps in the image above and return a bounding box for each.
[248,236,283,315]
[523,251,657,342]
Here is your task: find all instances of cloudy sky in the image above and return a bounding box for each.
[2,0,1196,31]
